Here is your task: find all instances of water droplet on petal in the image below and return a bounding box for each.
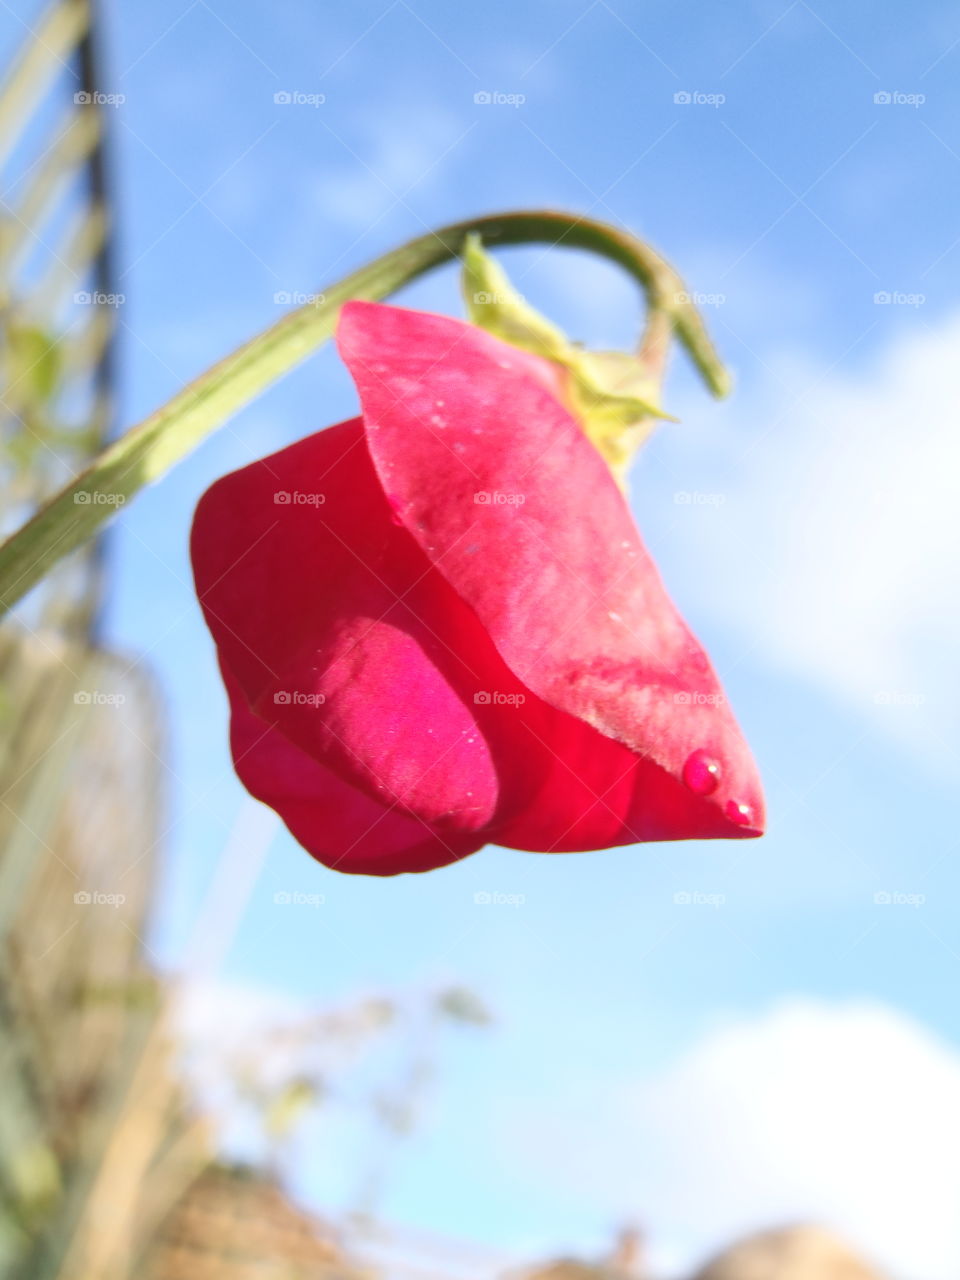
[386,495,404,527]
[683,749,721,796]
[725,799,754,827]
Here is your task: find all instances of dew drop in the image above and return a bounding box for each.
[682,749,721,796]
[725,799,754,827]
[386,495,404,527]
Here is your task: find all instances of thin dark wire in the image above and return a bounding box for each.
[74,0,118,645]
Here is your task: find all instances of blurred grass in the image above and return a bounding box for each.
[0,6,212,1278]
[1,0,113,639]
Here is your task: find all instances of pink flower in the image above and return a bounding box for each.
[191,301,764,875]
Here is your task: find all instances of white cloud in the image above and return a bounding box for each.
[660,312,960,771]
[518,1001,960,1280]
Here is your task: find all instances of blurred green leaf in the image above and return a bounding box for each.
[5,323,63,406]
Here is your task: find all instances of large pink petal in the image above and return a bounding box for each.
[191,420,508,834]
[223,665,482,874]
[338,301,764,840]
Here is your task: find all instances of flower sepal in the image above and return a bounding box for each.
[461,233,676,481]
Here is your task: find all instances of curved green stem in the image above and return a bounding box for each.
[0,210,729,617]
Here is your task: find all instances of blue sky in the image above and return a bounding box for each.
[7,0,960,1275]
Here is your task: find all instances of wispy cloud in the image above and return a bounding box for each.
[661,311,960,774]
[515,1000,960,1279]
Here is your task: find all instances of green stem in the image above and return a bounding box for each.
[0,210,729,616]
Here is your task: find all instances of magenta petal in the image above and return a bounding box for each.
[191,419,503,835]
[338,301,764,841]
[224,665,482,874]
